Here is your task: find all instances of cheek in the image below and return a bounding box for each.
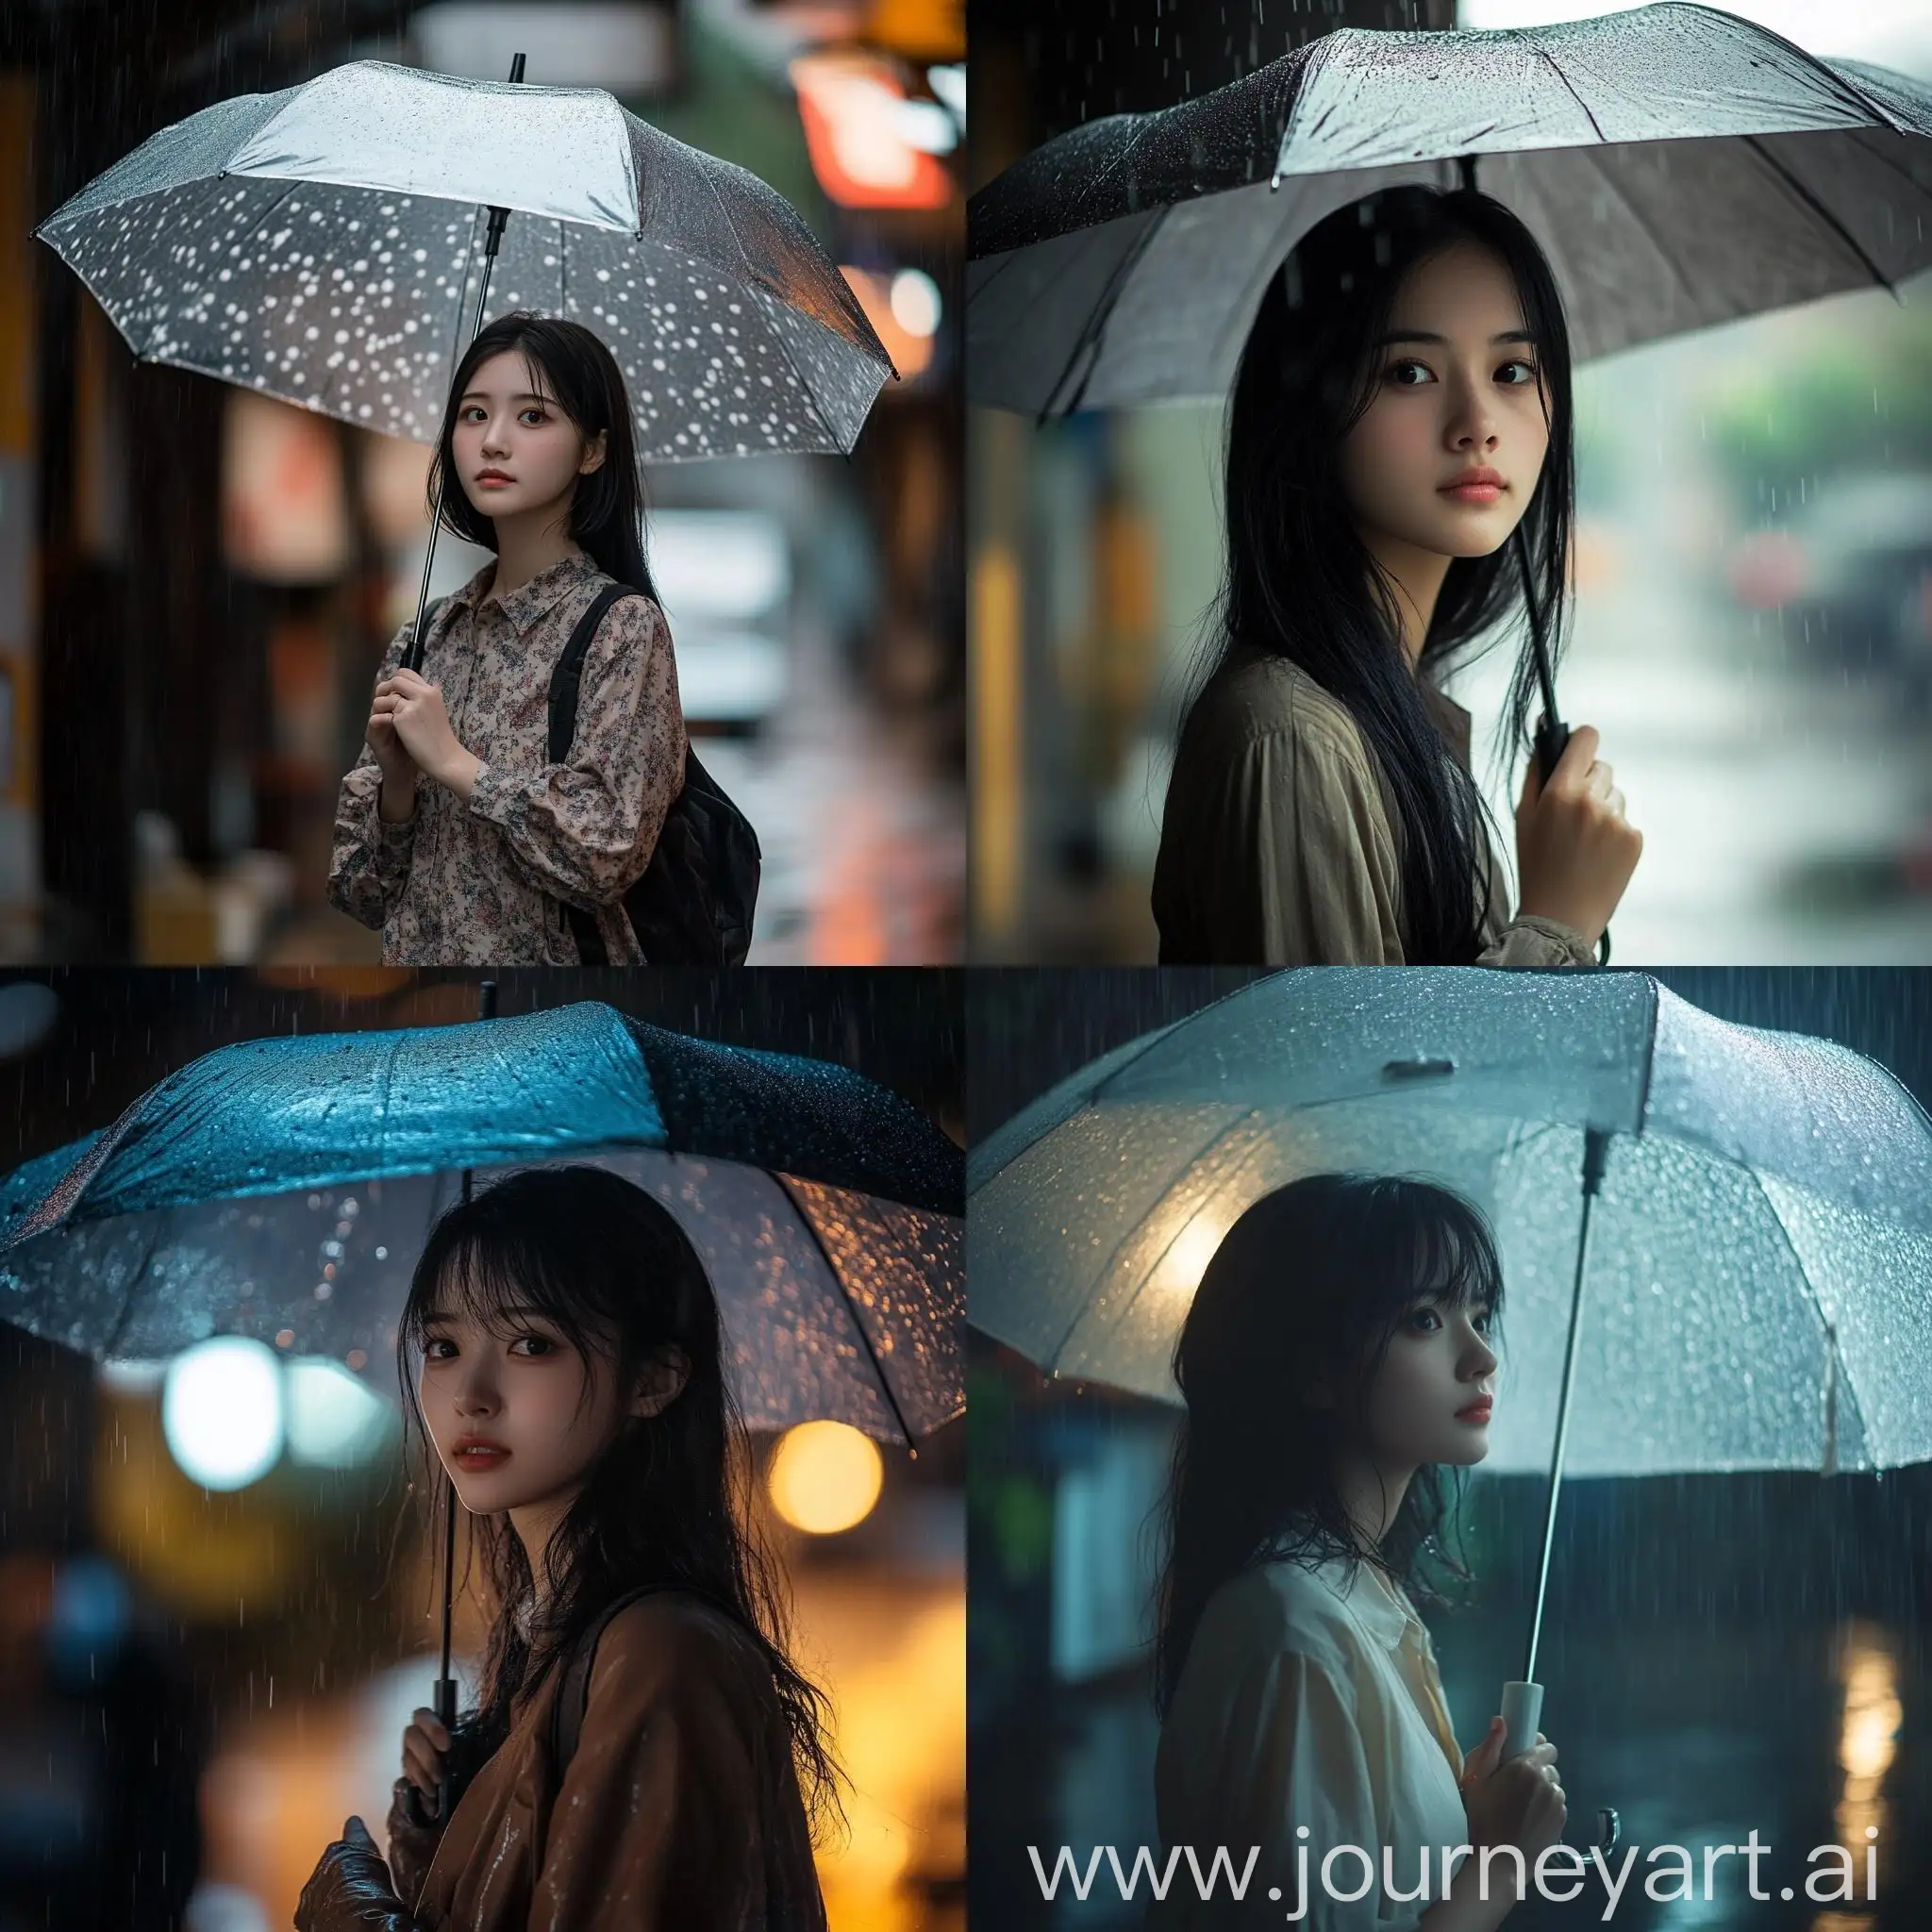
[1342,401,1431,497]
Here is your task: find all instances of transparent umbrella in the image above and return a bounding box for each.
[969,967,1932,1851]
[33,53,897,667]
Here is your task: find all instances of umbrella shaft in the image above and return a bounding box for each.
[1524,1127,1609,1683]
[400,62,524,674]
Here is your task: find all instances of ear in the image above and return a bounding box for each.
[628,1343,690,1421]
[580,427,608,476]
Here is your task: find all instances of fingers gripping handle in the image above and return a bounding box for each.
[1531,717,1613,967]
[1498,1679,1620,1857]
[431,1674,457,1825]
[398,1675,459,1832]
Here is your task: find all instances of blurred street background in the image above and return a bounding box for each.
[968,0,1932,963]
[0,966,965,1932]
[0,0,964,964]
[965,966,1932,1931]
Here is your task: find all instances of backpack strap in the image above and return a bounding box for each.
[546,582,633,766]
[545,582,634,966]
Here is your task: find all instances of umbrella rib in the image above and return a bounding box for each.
[1747,1165,1871,1473]
[1740,135,1900,301]
[101,1222,165,1361]
[1041,208,1171,420]
[693,165,853,447]
[1635,974,1660,1135]
[1524,36,1608,145]
[772,1174,917,1446]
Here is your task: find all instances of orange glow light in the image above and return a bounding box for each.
[791,52,952,210]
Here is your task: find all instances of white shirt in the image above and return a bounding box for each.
[1151,1549,1474,1930]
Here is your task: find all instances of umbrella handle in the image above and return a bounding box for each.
[1499,1681,1619,1857]
[1500,1678,1543,1762]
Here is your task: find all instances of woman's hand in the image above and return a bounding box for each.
[1513,724,1642,951]
[402,1705,451,1802]
[377,671,480,797]
[294,1815,416,1931]
[366,682,419,813]
[1459,1717,1568,1865]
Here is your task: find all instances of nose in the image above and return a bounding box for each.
[1446,379,1499,452]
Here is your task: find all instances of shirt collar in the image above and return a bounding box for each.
[448,550,601,637]
[1302,1546,1419,1655]
[1419,682,1474,768]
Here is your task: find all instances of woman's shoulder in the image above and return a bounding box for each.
[590,1591,773,1703]
[1195,1556,1374,1674]
[1184,647,1374,769]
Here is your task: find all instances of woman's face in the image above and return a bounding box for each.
[1360,1290,1499,1471]
[450,348,606,523]
[1336,239,1551,564]
[416,1290,676,1524]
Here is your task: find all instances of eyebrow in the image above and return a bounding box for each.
[1376,330,1537,347]
[458,391,553,404]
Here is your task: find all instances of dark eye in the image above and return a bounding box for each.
[1500,360,1539,385]
[521,408,546,424]
[512,1334,555,1357]
[1385,358,1429,386]
[424,1336,454,1360]
[1409,1307,1441,1332]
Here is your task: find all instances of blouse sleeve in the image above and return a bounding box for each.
[1471,833,1597,967]
[468,593,685,911]
[527,1604,766,1932]
[327,620,419,931]
[1213,719,1408,965]
[1218,1649,1437,1932]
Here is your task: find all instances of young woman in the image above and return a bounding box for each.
[294,1166,838,1932]
[1153,187,1642,966]
[328,313,687,964]
[1150,1175,1565,1932]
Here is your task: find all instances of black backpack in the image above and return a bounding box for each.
[412,584,761,965]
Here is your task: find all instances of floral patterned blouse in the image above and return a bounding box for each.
[328,550,685,964]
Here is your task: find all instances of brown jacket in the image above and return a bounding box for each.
[1152,647,1593,967]
[328,550,686,966]
[383,1592,826,1932]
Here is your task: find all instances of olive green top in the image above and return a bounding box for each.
[1153,647,1593,968]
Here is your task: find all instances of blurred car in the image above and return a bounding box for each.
[1728,472,1932,704]
[648,508,791,736]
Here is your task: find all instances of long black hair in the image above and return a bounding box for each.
[1152,1174,1506,1720]
[1189,185,1576,962]
[393,1165,843,1837]
[427,311,659,601]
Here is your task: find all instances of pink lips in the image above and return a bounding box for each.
[1441,482,1502,505]
[1456,1399,1493,1423]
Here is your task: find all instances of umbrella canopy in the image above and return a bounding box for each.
[1,1001,964,1442]
[967,3,1932,415]
[968,969,1932,1474]
[35,58,895,459]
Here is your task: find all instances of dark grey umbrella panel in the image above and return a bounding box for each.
[967,5,1932,414]
[36,59,894,458]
